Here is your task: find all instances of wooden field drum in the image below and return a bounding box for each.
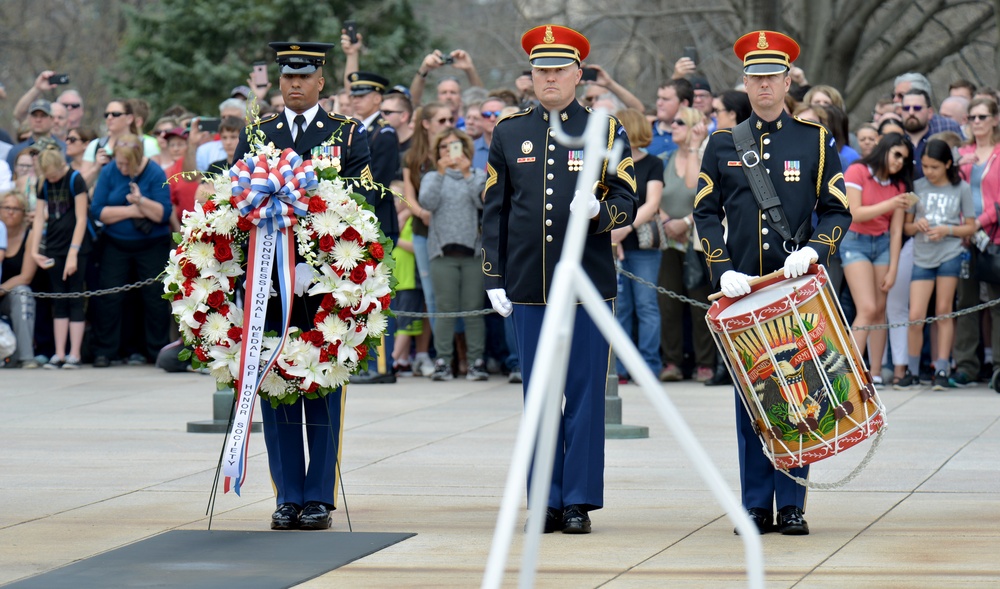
[706,265,886,469]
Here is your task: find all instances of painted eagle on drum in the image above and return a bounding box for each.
[731,313,851,433]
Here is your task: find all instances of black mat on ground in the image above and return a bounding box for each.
[8,530,415,589]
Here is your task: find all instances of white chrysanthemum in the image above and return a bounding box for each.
[324,362,351,387]
[356,212,381,243]
[186,241,217,270]
[209,208,238,236]
[262,334,283,356]
[331,239,365,271]
[201,312,230,344]
[210,364,234,383]
[365,312,388,338]
[260,370,290,397]
[317,315,349,343]
[310,211,343,237]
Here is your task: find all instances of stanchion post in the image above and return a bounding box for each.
[187,385,262,433]
[606,353,648,439]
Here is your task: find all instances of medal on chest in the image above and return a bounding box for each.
[568,150,584,172]
[312,145,341,159]
[784,160,800,182]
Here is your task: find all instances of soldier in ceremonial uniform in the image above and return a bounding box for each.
[233,41,374,531]
[346,71,401,384]
[482,25,638,534]
[693,31,851,535]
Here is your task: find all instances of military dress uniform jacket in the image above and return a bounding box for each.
[482,100,638,303]
[693,111,851,285]
[363,112,401,237]
[233,108,373,180]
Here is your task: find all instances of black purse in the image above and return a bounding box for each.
[974,204,1000,285]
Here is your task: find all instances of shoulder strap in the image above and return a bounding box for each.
[732,119,794,242]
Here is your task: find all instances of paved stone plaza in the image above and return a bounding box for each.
[1,366,998,588]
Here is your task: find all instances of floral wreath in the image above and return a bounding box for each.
[163,124,396,408]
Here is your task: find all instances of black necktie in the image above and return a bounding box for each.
[293,114,306,149]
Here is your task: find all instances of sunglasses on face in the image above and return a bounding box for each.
[671,119,687,126]
[105,111,127,118]
[65,136,81,143]
[889,151,908,160]
[434,117,454,124]
[970,114,993,121]
[481,111,502,119]
[900,105,924,113]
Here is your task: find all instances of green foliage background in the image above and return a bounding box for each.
[110,0,436,116]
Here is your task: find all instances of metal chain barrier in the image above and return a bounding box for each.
[3,269,997,327]
[616,266,1000,332]
[0,276,161,299]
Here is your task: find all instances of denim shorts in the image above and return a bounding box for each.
[839,230,891,266]
[911,252,963,281]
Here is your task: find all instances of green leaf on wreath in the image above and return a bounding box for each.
[178,348,192,361]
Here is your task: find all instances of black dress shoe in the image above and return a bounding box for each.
[271,503,301,530]
[705,364,732,386]
[93,356,110,369]
[524,507,564,533]
[735,507,774,535]
[562,504,591,534]
[777,505,809,535]
[298,501,333,530]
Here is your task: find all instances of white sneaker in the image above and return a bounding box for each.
[431,359,453,381]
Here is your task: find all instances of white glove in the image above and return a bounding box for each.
[720,270,752,298]
[783,246,818,279]
[294,263,318,296]
[487,288,513,317]
[570,190,600,219]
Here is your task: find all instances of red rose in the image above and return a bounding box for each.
[355,344,368,360]
[203,200,217,213]
[321,294,335,312]
[319,234,335,252]
[229,276,236,290]
[183,279,195,296]
[193,310,208,325]
[320,349,331,363]
[218,303,230,317]
[305,330,326,346]
[182,262,199,278]
[328,343,340,356]
[227,326,243,341]
[365,302,377,314]
[236,216,254,232]
[304,382,320,394]
[342,227,361,244]
[368,243,384,260]
[337,307,353,321]
[194,347,209,362]
[379,294,391,310]
[214,242,233,262]
[314,310,328,324]
[206,291,226,309]
[350,265,367,284]
[200,234,214,244]
[308,195,327,213]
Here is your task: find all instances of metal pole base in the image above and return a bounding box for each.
[187,389,262,433]
[605,422,649,439]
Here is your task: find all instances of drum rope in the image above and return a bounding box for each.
[779,423,887,489]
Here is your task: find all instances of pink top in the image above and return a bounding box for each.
[958,143,1000,244]
[844,163,904,236]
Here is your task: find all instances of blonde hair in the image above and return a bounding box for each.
[803,85,845,110]
[431,127,474,162]
[37,148,68,176]
[1,190,28,212]
[676,105,703,128]
[114,133,144,172]
[615,108,651,148]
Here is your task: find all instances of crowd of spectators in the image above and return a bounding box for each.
[1,40,998,394]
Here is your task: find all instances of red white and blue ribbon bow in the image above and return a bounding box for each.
[229,149,317,233]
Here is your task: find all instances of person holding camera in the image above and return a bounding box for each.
[88,134,172,368]
[409,49,483,128]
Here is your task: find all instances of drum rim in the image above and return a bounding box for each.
[707,265,829,331]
